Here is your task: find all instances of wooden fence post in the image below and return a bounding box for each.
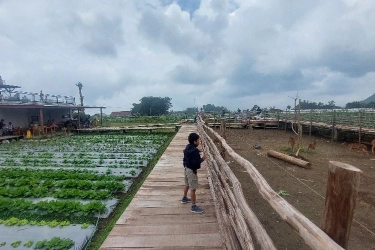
[358,111,362,143]
[331,110,336,141]
[309,109,312,136]
[285,109,288,132]
[220,120,227,160]
[321,161,362,249]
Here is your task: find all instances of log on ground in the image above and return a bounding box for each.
[267,150,311,169]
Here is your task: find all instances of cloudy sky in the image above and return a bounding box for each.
[1,0,375,114]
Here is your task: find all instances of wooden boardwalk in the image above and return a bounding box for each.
[100,124,224,250]
[0,135,24,141]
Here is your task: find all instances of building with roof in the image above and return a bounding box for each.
[0,76,105,131]
[110,111,132,117]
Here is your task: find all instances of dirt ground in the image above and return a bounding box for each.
[219,127,375,250]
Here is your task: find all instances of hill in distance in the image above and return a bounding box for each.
[361,93,375,104]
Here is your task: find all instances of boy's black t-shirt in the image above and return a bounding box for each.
[183,143,202,172]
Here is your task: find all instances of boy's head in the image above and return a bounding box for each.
[188,133,200,145]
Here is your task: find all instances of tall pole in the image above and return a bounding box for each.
[76,82,84,106]
[288,93,299,130]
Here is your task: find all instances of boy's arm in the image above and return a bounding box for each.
[201,153,207,162]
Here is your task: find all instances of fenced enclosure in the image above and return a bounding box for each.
[203,109,375,144]
[272,109,375,130]
[196,116,363,250]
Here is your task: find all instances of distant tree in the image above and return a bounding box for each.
[327,100,336,108]
[250,105,262,114]
[202,104,228,113]
[184,107,197,115]
[131,96,172,116]
[298,99,341,110]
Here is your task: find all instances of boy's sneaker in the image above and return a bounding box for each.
[191,205,204,214]
[181,196,191,204]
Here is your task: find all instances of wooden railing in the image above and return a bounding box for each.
[196,119,344,250]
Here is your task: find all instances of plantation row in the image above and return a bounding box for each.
[0,198,106,216]
[0,133,173,249]
[0,134,166,152]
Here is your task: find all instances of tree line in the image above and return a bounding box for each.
[292,100,375,110]
[130,97,230,116]
[127,96,375,117]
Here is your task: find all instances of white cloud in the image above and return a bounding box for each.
[0,0,375,114]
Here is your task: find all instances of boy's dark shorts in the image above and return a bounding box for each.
[184,167,198,190]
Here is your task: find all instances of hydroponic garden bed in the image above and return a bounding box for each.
[0,134,171,249]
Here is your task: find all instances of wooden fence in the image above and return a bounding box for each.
[196,119,345,250]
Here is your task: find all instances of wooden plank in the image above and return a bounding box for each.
[102,247,222,250]
[117,206,216,216]
[117,213,218,226]
[102,234,222,248]
[108,223,220,236]
[126,196,212,208]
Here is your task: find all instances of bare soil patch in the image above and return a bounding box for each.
[221,128,375,250]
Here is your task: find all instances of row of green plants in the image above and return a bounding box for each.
[0,197,106,216]
[0,134,168,153]
[101,115,182,125]
[2,151,151,160]
[1,156,147,164]
[0,237,74,249]
[0,187,113,199]
[0,168,124,181]
[0,217,75,228]
[0,159,146,168]
[0,178,124,191]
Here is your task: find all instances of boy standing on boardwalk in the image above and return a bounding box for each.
[181,132,207,213]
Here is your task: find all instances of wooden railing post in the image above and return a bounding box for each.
[358,110,362,144]
[331,110,336,141]
[285,108,288,132]
[309,109,312,136]
[322,161,362,249]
